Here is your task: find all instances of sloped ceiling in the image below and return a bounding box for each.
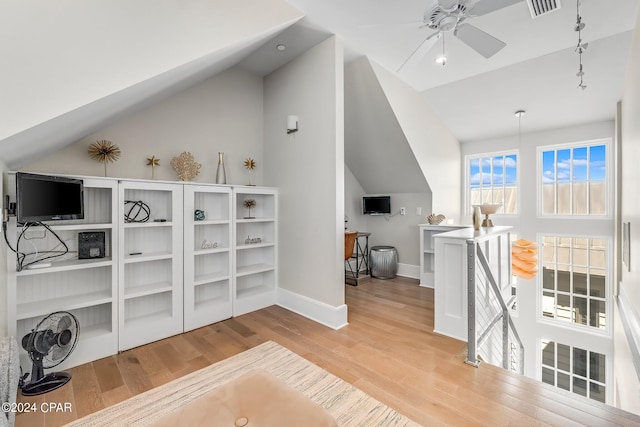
[345,56,462,219]
[0,0,303,168]
[345,58,429,195]
[367,59,461,219]
[285,0,640,143]
[423,31,633,142]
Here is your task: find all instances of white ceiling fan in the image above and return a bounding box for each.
[398,0,523,71]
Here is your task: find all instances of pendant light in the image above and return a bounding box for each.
[515,110,526,145]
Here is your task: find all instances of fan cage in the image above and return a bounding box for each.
[28,311,80,369]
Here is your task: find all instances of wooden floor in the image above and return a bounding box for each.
[15,277,640,426]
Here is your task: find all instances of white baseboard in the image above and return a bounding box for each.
[397,263,419,280]
[433,328,466,343]
[277,288,348,330]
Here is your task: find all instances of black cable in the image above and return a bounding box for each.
[11,222,70,271]
[19,222,69,270]
[2,221,23,257]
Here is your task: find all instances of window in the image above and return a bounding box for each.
[541,340,606,403]
[541,236,607,330]
[540,141,607,216]
[467,152,518,214]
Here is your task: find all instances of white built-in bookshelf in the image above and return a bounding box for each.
[183,185,232,331]
[5,173,278,368]
[419,224,468,287]
[5,175,118,371]
[233,187,278,316]
[118,180,184,351]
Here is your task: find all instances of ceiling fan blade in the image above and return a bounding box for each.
[358,20,425,30]
[454,23,506,58]
[471,0,522,16]
[397,33,440,72]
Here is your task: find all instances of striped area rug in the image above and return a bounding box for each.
[66,341,420,426]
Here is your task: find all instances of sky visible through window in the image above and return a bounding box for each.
[469,154,517,188]
[542,145,606,183]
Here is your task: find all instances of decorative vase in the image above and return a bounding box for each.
[216,152,226,184]
[472,206,482,230]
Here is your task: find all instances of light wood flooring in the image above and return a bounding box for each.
[15,277,640,426]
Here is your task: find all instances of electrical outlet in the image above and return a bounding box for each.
[400,207,406,216]
[416,207,422,216]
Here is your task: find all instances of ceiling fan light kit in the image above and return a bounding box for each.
[435,31,447,66]
[435,56,447,65]
[398,0,519,72]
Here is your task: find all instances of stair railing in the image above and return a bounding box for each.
[466,236,524,374]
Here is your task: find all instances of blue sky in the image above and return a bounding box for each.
[470,154,517,188]
[542,145,606,183]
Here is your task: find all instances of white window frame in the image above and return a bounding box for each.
[464,150,520,216]
[538,340,609,403]
[536,233,612,337]
[536,138,612,219]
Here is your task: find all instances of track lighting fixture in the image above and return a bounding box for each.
[574,0,587,90]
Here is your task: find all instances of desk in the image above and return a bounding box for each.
[354,232,371,276]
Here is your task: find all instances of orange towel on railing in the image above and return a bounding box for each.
[512,239,539,279]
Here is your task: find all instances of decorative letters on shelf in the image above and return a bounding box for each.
[245,235,262,245]
[201,240,219,250]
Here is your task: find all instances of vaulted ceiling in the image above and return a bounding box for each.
[286,0,640,141]
[2,0,639,169]
[0,0,303,168]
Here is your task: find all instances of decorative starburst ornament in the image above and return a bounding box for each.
[88,140,121,176]
[243,199,257,219]
[146,156,160,180]
[244,158,256,186]
[244,158,256,170]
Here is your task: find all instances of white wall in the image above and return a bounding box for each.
[22,68,264,185]
[344,58,429,195]
[344,165,431,276]
[615,5,640,414]
[364,193,431,272]
[0,0,301,143]
[344,57,448,278]
[368,60,461,222]
[263,36,345,309]
[344,165,365,233]
[462,120,615,382]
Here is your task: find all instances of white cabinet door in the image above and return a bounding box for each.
[183,184,233,331]
[6,174,119,371]
[232,187,278,316]
[118,180,183,351]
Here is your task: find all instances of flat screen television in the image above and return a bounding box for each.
[363,196,391,215]
[16,173,84,223]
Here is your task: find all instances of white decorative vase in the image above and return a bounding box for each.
[215,152,226,184]
[472,206,482,230]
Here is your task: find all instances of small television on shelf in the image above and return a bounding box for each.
[363,195,391,215]
[16,173,84,223]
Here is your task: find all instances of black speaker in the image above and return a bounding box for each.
[78,232,106,259]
